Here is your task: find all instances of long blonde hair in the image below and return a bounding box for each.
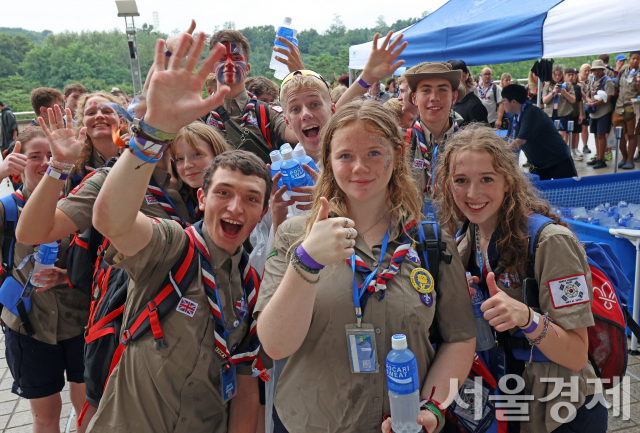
[73,91,125,173]
[433,125,566,275]
[294,99,422,249]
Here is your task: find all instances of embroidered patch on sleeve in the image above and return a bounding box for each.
[413,159,425,169]
[548,273,589,308]
[267,250,278,259]
[270,105,283,113]
[145,195,159,205]
[84,180,101,191]
[176,297,198,317]
[161,219,173,244]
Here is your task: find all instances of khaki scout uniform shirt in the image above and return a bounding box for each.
[408,117,459,196]
[255,216,477,433]
[0,188,90,345]
[87,220,255,433]
[586,76,615,119]
[614,67,640,115]
[458,223,598,433]
[57,166,193,232]
[542,82,576,118]
[208,89,288,145]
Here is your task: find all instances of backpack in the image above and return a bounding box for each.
[208,98,280,164]
[510,214,638,388]
[0,191,34,336]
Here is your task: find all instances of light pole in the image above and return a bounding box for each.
[115,0,143,95]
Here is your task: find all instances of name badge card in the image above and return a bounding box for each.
[220,364,237,403]
[345,324,379,373]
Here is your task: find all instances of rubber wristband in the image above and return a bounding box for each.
[522,312,540,334]
[357,76,372,89]
[295,244,324,270]
[45,166,69,181]
[165,50,172,57]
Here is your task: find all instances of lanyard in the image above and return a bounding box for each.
[148,178,188,227]
[351,225,390,327]
[474,225,492,277]
[509,101,530,143]
[553,82,566,107]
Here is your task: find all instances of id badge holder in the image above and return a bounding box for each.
[220,364,237,403]
[345,324,379,373]
[489,346,506,383]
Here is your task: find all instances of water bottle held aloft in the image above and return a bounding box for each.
[280,147,311,216]
[270,17,299,80]
[386,335,422,433]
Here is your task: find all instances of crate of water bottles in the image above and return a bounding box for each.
[534,171,640,307]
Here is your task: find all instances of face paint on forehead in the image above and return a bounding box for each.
[214,42,248,85]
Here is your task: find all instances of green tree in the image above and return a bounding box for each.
[0,75,39,113]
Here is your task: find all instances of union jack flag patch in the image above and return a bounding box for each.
[176,297,198,317]
[236,297,248,315]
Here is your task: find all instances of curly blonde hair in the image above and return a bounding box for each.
[293,99,422,250]
[433,125,566,276]
[73,91,125,173]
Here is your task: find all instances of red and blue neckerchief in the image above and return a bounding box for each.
[412,118,460,191]
[148,178,188,228]
[208,91,259,133]
[12,187,25,212]
[346,219,416,321]
[186,195,203,222]
[477,83,492,100]
[186,221,261,368]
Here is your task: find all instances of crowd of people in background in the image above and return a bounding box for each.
[0,19,638,433]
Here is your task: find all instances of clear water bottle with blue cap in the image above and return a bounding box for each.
[467,272,495,351]
[270,17,299,80]
[269,150,284,190]
[386,334,421,433]
[30,242,58,287]
[280,147,310,216]
[293,144,318,185]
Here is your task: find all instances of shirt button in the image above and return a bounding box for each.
[188,382,194,387]
[213,265,217,270]
[375,328,381,334]
[181,418,187,422]
[373,260,379,267]
[203,354,208,359]
[373,397,380,403]
[51,311,56,314]
[233,320,239,327]
[375,293,380,299]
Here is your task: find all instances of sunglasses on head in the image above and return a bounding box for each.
[280,69,331,101]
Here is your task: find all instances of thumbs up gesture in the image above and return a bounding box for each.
[300,197,358,266]
[480,272,531,332]
[0,141,28,180]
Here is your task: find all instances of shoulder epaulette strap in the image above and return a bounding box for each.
[0,194,19,272]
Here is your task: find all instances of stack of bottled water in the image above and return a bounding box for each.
[269,144,319,217]
[552,201,640,229]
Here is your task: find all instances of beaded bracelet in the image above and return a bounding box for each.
[50,159,75,171]
[291,249,320,274]
[290,255,320,284]
[526,312,552,363]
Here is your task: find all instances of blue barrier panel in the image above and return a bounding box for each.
[534,172,640,314]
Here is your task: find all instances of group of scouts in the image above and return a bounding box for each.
[0,23,607,433]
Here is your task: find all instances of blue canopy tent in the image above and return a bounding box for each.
[349,0,640,69]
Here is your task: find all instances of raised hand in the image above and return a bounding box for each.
[144,33,230,134]
[361,31,408,84]
[300,197,357,266]
[0,141,27,180]
[480,272,530,332]
[38,105,87,165]
[273,36,305,73]
[165,19,196,55]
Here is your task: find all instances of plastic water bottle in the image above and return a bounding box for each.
[280,147,310,216]
[467,273,495,352]
[570,207,588,220]
[269,150,284,190]
[628,219,640,230]
[559,207,572,218]
[30,242,58,287]
[293,144,318,185]
[270,17,299,80]
[386,335,421,433]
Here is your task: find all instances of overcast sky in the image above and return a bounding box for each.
[3,0,448,36]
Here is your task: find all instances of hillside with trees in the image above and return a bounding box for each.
[0,17,615,115]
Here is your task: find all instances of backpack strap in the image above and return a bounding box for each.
[254,101,273,148]
[120,232,199,349]
[0,194,19,274]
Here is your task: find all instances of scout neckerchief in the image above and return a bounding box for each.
[413,118,460,191]
[208,91,259,133]
[12,187,25,212]
[477,82,492,100]
[590,75,608,98]
[509,100,530,143]
[186,195,203,222]
[346,219,417,324]
[186,221,261,367]
[148,178,188,228]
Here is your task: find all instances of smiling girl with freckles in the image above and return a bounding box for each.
[433,125,607,433]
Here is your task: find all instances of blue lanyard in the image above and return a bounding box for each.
[509,101,530,143]
[149,178,188,226]
[474,225,490,277]
[351,225,390,327]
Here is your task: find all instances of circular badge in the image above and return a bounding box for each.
[564,284,578,298]
[410,268,434,294]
